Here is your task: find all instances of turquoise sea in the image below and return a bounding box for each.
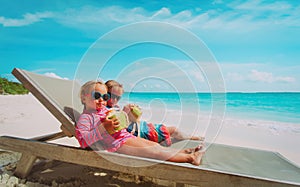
[120,92,300,124]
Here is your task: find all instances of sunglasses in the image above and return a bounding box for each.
[108,92,122,101]
[91,91,110,101]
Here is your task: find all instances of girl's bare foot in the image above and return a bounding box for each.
[191,151,205,166]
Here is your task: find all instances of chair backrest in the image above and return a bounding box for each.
[12,68,83,136]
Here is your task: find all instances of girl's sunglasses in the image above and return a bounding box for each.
[91,91,110,101]
[108,92,121,101]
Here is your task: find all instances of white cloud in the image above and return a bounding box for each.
[227,0,300,27]
[150,7,171,19]
[226,68,296,84]
[44,72,69,80]
[189,70,205,82]
[69,2,296,33]
[226,72,244,81]
[154,84,162,88]
[0,12,53,27]
[232,0,292,12]
[2,1,299,32]
[248,69,295,83]
[54,6,147,26]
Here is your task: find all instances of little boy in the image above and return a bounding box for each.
[123,104,172,146]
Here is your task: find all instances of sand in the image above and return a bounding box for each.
[0,94,299,186]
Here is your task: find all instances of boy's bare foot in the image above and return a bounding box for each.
[181,148,194,154]
[181,143,204,154]
[190,136,205,141]
[194,144,204,152]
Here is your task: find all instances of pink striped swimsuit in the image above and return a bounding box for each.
[75,107,135,152]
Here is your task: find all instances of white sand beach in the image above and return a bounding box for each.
[0,94,164,186]
[0,94,300,186]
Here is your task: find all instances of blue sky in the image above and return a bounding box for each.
[1,0,299,92]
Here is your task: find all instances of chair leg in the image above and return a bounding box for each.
[14,152,37,178]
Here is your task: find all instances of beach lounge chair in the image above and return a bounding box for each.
[0,68,300,186]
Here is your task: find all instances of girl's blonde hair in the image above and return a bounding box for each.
[80,80,106,104]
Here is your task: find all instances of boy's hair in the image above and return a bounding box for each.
[105,80,123,92]
[80,80,106,104]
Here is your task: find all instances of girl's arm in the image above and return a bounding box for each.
[100,117,120,133]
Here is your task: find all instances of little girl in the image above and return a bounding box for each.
[75,80,204,165]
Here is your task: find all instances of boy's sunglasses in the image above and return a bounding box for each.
[108,92,121,101]
[91,91,110,101]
